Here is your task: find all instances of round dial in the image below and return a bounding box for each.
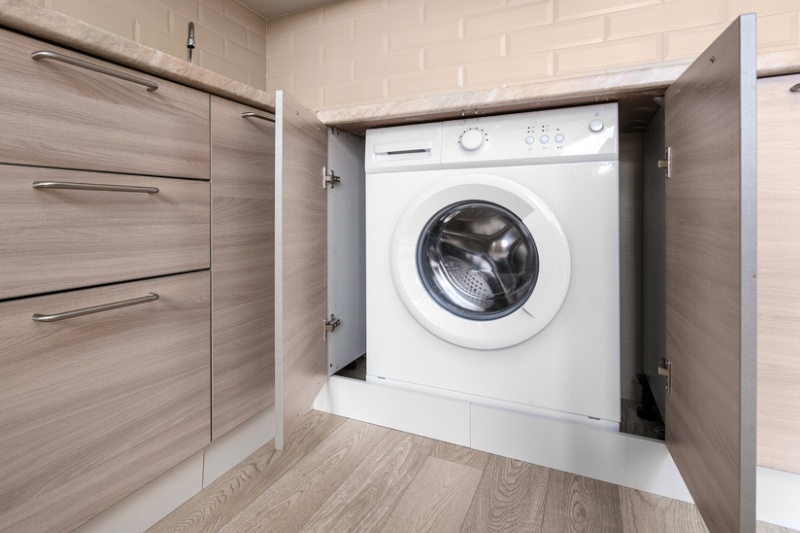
[589,119,604,133]
[460,129,485,151]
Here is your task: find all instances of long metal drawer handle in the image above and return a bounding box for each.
[31,50,159,92]
[791,83,800,92]
[242,111,276,123]
[32,293,159,322]
[33,181,159,194]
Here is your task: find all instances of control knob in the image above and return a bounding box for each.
[460,129,485,151]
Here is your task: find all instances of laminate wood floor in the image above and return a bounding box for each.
[149,411,795,533]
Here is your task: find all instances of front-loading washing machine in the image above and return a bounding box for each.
[365,103,620,428]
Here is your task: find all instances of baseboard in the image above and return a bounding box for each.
[73,405,276,533]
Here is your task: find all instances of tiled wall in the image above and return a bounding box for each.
[42,0,267,90]
[266,0,800,111]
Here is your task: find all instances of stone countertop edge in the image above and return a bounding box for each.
[2,0,800,130]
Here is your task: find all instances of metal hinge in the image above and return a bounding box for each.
[322,167,341,189]
[658,358,672,393]
[657,146,672,179]
[323,314,341,342]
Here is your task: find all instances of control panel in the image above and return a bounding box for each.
[442,102,618,168]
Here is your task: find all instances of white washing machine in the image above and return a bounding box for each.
[365,103,621,428]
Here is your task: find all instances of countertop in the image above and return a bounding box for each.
[2,0,800,131]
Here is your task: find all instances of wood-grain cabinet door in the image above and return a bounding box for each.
[0,166,210,300]
[664,14,756,533]
[210,96,275,440]
[0,28,209,179]
[0,271,211,533]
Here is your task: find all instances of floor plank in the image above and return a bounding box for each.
[460,455,549,533]
[431,440,491,470]
[217,419,388,533]
[619,486,708,533]
[379,456,483,533]
[298,429,436,532]
[543,469,624,532]
[148,411,345,533]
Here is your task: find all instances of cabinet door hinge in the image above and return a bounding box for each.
[323,314,341,342]
[323,166,341,189]
[658,358,672,393]
[657,146,672,179]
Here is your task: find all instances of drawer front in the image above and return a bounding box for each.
[0,271,210,533]
[0,28,210,179]
[0,166,210,300]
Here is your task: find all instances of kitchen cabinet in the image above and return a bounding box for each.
[0,26,213,533]
[210,95,276,440]
[0,28,209,179]
[0,272,211,533]
[275,15,757,533]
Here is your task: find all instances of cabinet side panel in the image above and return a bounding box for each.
[756,74,800,474]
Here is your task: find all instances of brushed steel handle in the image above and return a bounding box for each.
[791,83,800,92]
[33,181,159,194]
[242,111,276,123]
[31,50,159,92]
[32,293,159,322]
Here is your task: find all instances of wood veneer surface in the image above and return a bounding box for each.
[756,73,800,474]
[150,410,797,533]
[0,271,211,533]
[210,96,276,440]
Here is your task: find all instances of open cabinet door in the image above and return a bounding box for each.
[664,14,756,533]
[275,90,328,449]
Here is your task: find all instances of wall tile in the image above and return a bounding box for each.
[246,70,267,91]
[266,72,294,92]
[323,78,386,106]
[507,16,604,55]
[324,34,386,64]
[157,0,198,20]
[48,0,136,39]
[354,3,421,38]
[295,60,353,90]
[199,48,247,83]
[266,31,293,57]
[324,0,387,24]
[388,19,459,52]
[267,7,323,37]
[200,3,247,45]
[294,20,354,52]
[224,0,266,35]
[137,20,186,57]
[423,0,505,23]
[355,49,420,80]
[387,0,419,6]
[200,0,224,12]
[556,0,659,21]
[758,11,799,49]
[463,3,553,39]
[290,87,324,109]
[227,39,266,74]
[463,51,552,88]
[728,0,800,19]
[606,0,725,41]
[388,66,460,98]
[663,23,727,61]
[268,48,323,76]
[423,36,503,69]
[247,29,267,54]
[556,35,662,75]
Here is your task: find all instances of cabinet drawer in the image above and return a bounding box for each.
[0,166,210,300]
[0,271,210,533]
[0,28,209,179]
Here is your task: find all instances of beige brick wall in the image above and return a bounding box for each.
[267,0,800,111]
[44,0,267,90]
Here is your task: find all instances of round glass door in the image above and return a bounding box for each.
[418,201,539,320]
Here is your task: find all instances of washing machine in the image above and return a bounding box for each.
[365,103,620,428]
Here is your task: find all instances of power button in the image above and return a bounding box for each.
[589,119,604,133]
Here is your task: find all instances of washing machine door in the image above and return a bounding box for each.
[391,174,571,349]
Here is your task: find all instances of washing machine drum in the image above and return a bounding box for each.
[391,174,571,350]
